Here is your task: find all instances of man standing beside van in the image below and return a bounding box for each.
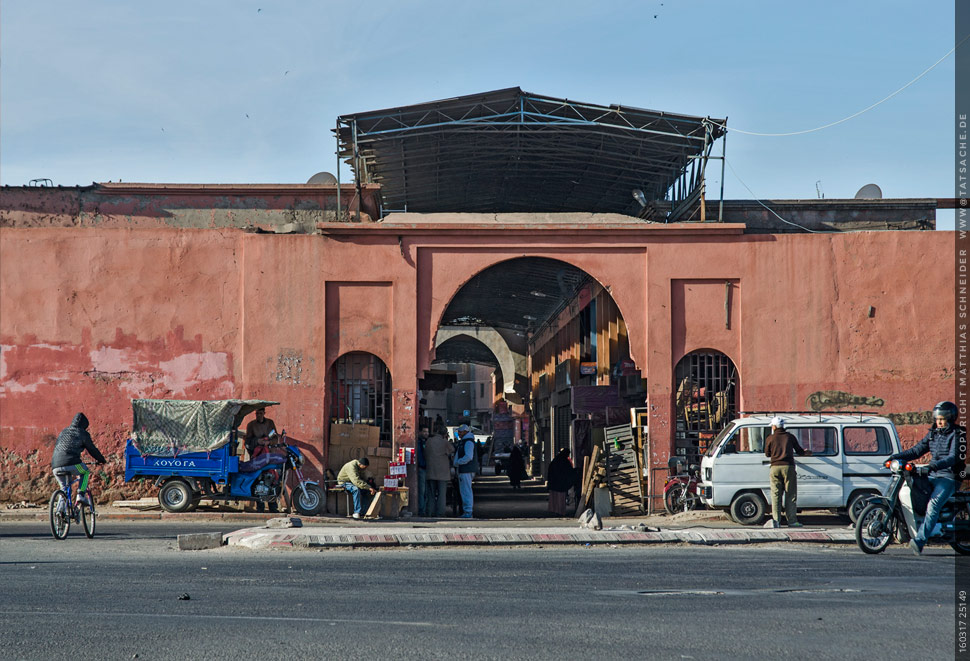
[764,417,812,528]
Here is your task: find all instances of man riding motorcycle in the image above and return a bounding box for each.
[889,401,966,555]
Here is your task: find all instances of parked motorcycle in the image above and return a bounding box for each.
[854,458,970,555]
[664,457,701,515]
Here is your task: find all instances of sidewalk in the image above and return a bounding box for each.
[1,502,856,549]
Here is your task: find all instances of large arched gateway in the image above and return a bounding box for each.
[0,88,952,507]
[428,257,640,483]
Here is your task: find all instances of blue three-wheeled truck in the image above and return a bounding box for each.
[124,399,324,515]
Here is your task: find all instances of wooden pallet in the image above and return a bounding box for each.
[603,423,644,515]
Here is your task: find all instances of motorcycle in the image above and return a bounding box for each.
[664,457,702,515]
[125,399,325,516]
[854,458,970,555]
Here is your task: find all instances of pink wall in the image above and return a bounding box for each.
[0,208,954,503]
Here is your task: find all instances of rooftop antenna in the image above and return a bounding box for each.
[815,180,824,199]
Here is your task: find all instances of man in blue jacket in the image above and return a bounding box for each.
[890,401,966,555]
[453,424,478,518]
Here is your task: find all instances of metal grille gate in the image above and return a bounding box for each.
[329,352,393,446]
[673,351,738,463]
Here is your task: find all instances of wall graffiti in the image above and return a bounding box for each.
[887,411,933,427]
[807,390,884,411]
[395,389,416,445]
[806,390,932,428]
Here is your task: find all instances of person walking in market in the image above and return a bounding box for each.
[416,426,430,516]
[763,416,812,528]
[546,448,575,516]
[425,425,454,517]
[453,424,478,518]
[507,443,527,490]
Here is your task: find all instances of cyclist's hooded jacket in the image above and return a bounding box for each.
[51,413,106,468]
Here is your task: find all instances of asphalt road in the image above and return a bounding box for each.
[0,520,960,660]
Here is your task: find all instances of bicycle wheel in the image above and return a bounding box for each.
[80,502,96,538]
[49,490,70,540]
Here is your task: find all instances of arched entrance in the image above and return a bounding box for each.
[329,352,393,440]
[425,256,642,518]
[673,350,738,462]
[326,352,394,482]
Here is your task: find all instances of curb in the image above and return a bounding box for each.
[221,527,857,550]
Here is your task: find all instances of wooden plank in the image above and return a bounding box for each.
[363,491,383,518]
[581,445,601,509]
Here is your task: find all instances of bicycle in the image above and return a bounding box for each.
[49,469,96,539]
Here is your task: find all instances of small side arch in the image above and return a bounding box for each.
[673,349,739,460]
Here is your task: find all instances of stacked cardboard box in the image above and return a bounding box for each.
[329,423,387,480]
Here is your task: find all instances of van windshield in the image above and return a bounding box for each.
[705,422,737,457]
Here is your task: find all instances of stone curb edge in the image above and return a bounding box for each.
[222,529,857,550]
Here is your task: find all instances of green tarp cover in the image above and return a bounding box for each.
[130,399,279,456]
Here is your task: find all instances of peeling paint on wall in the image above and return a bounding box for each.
[275,349,304,385]
[0,329,236,502]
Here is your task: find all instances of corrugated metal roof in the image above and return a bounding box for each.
[337,88,725,217]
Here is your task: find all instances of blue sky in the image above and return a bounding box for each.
[1,1,958,227]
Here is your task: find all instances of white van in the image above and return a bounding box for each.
[697,414,902,525]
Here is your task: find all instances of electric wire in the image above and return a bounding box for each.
[710,34,970,137]
[725,158,819,233]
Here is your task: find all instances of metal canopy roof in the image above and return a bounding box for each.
[337,88,725,217]
[439,257,589,333]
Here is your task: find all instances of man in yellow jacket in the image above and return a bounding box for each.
[337,457,376,519]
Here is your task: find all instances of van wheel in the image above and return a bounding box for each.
[847,491,874,524]
[730,493,766,526]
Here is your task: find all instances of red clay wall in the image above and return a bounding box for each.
[0,211,955,503]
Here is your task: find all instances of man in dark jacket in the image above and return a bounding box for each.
[890,401,966,555]
[764,417,811,528]
[51,412,107,505]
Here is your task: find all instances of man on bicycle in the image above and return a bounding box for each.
[51,412,106,505]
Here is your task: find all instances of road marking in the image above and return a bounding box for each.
[598,587,866,597]
[0,610,438,626]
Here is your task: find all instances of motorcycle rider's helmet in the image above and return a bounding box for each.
[932,401,958,424]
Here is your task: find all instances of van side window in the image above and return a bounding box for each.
[844,427,891,455]
[788,427,837,456]
[734,426,768,453]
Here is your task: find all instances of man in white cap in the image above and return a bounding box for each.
[453,423,479,518]
[763,416,812,528]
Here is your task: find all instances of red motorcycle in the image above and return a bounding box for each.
[664,457,701,514]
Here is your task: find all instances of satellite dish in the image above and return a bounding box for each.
[306,171,338,185]
[854,183,882,199]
